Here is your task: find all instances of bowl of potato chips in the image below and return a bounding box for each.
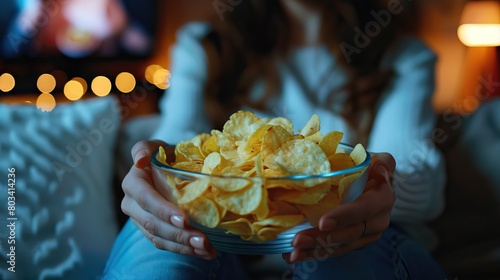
[151,111,371,254]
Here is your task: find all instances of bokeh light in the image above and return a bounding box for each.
[36,93,56,112]
[145,64,163,84]
[458,24,500,47]
[37,73,56,93]
[64,80,85,101]
[0,73,15,92]
[91,76,112,97]
[72,77,88,94]
[115,72,136,93]
[153,68,171,90]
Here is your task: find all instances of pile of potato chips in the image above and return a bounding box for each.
[156,111,368,242]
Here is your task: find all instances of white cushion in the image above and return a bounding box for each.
[0,96,121,279]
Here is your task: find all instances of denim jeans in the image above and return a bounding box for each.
[102,219,447,280]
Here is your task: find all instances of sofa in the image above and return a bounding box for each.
[1,95,499,279]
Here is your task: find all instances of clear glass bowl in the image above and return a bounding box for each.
[150,143,371,254]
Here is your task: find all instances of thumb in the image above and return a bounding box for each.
[132,140,169,169]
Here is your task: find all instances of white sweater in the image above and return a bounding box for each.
[152,22,446,235]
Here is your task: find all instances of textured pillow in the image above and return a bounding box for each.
[0,96,121,280]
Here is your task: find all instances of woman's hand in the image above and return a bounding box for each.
[121,140,217,259]
[284,153,396,263]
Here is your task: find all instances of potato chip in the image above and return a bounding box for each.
[319,131,343,157]
[202,152,222,174]
[222,110,264,141]
[202,135,219,155]
[266,117,294,134]
[264,139,330,186]
[214,180,263,215]
[252,214,305,241]
[328,153,355,171]
[267,200,301,216]
[254,154,264,177]
[264,178,303,190]
[300,114,320,136]
[263,169,286,178]
[154,110,370,243]
[175,141,205,163]
[178,177,210,205]
[252,214,305,236]
[191,133,211,156]
[237,124,272,160]
[338,167,367,200]
[350,143,368,165]
[157,146,169,165]
[270,181,330,205]
[172,161,203,173]
[305,131,323,144]
[210,176,252,192]
[211,129,239,160]
[218,164,254,177]
[260,125,293,160]
[185,197,220,228]
[218,217,253,237]
[253,185,269,220]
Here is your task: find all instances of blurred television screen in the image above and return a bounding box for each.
[0,0,158,60]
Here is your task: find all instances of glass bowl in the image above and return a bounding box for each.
[150,143,371,254]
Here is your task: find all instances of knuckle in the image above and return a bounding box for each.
[143,217,157,235]
[178,245,192,256]
[156,207,170,224]
[121,173,133,193]
[174,230,189,245]
[149,235,164,250]
[135,191,149,210]
[173,243,192,255]
[120,197,130,216]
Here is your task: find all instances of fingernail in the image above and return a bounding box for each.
[194,248,214,259]
[320,218,337,232]
[190,236,205,250]
[290,249,304,263]
[170,215,184,228]
[134,151,149,168]
[282,253,291,264]
[376,165,390,183]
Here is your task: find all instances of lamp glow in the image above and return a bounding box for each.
[458,1,500,47]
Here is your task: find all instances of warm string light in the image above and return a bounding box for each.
[36,92,56,112]
[64,79,85,101]
[91,76,112,97]
[36,73,57,112]
[145,64,171,90]
[37,74,56,93]
[115,72,136,93]
[0,73,15,92]
[2,69,162,110]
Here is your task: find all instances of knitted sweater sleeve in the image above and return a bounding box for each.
[150,22,212,144]
[368,37,446,224]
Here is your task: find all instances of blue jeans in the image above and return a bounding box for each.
[102,219,447,280]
